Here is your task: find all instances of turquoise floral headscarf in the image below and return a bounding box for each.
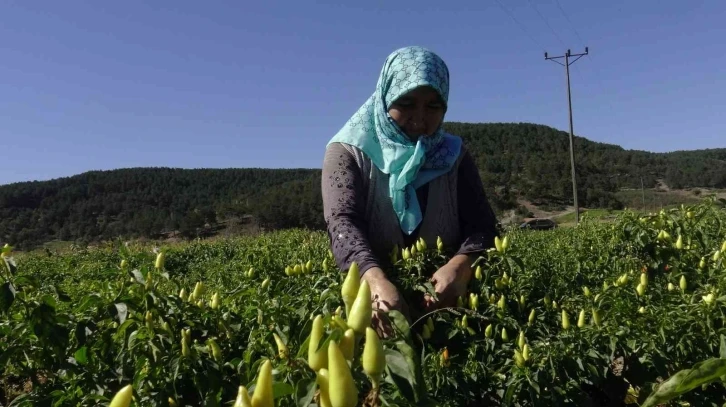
[328,46,462,235]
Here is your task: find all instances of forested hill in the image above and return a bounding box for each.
[448,122,725,198]
[0,168,323,249]
[2,122,725,249]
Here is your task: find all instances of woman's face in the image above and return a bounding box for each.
[388,86,446,142]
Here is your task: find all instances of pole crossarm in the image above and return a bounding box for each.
[545,48,588,62]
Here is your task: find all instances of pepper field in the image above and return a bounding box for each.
[2,198,726,406]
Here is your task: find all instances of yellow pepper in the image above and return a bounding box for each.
[109,385,133,407]
[362,327,386,390]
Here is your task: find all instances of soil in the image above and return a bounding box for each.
[500,184,726,228]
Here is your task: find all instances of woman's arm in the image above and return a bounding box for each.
[425,149,500,311]
[321,143,382,277]
[455,149,500,257]
[322,143,411,331]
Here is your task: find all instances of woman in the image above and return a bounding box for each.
[321,46,499,333]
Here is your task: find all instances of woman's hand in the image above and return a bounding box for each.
[424,254,475,311]
[362,267,410,338]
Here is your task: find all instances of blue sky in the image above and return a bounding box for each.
[2,0,724,185]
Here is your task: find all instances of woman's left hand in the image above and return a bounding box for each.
[423,254,474,310]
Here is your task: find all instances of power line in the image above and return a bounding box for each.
[552,0,593,69]
[492,0,545,50]
[526,0,568,49]
[543,0,589,79]
[553,0,586,46]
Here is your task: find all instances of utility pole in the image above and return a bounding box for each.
[545,47,588,225]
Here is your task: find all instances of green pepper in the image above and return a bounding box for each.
[155,251,165,270]
[422,324,432,339]
[494,236,503,253]
[513,349,525,368]
[362,327,386,390]
[592,308,602,327]
[208,338,222,362]
[341,262,360,317]
[561,310,570,330]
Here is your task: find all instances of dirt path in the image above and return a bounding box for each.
[500,186,726,228]
[519,201,576,220]
[656,180,726,200]
[499,200,576,227]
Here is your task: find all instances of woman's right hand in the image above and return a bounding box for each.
[361,267,410,337]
